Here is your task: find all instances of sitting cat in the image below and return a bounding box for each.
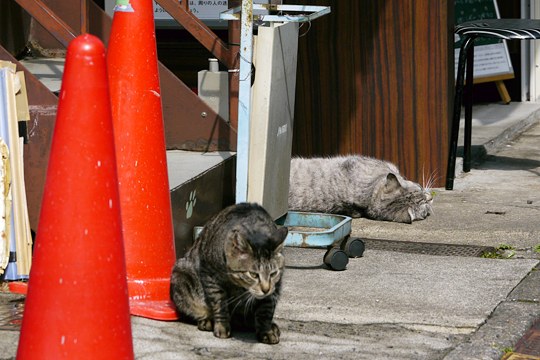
[288,155,434,223]
[170,202,288,344]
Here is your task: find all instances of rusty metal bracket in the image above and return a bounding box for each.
[220,4,331,23]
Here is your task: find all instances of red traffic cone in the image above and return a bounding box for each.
[16,34,134,359]
[108,0,177,320]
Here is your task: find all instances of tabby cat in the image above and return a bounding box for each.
[170,202,288,344]
[288,155,434,223]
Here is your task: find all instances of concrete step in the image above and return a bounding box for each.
[18,57,64,93]
[167,150,235,258]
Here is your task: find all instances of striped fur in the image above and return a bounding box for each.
[170,203,287,344]
[288,155,434,223]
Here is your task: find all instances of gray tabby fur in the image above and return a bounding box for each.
[170,202,288,344]
[288,155,434,223]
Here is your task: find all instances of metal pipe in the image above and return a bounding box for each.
[235,0,253,203]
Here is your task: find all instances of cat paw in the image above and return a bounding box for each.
[197,319,213,332]
[213,322,231,339]
[257,323,280,344]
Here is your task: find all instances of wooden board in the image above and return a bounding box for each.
[0,65,32,276]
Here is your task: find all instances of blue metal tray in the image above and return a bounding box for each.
[276,211,352,248]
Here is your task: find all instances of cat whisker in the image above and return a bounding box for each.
[422,165,426,190]
[428,170,439,190]
[243,295,256,319]
[421,166,439,192]
[231,295,255,321]
[225,290,251,313]
[226,290,251,305]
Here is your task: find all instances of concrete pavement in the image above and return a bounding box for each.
[1,102,539,359]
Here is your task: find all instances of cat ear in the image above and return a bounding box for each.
[273,227,288,244]
[383,173,402,192]
[227,230,253,257]
[407,208,415,223]
[272,227,288,253]
[390,209,413,224]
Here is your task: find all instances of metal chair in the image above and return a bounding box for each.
[445,19,540,190]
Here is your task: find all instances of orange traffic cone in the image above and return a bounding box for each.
[16,34,134,359]
[108,0,177,320]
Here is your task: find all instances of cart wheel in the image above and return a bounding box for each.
[341,237,365,258]
[323,248,348,271]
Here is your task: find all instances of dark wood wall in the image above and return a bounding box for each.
[291,0,453,187]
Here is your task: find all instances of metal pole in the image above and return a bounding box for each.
[235,0,253,203]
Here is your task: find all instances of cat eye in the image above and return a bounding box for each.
[270,270,279,278]
[248,272,259,279]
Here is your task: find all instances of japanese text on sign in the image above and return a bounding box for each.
[153,0,228,20]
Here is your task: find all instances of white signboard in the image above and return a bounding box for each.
[454,39,514,81]
[153,1,228,21]
[454,0,514,82]
[104,1,229,26]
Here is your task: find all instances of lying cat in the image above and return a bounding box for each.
[170,202,288,344]
[288,155,434,223]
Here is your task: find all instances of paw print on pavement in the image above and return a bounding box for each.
[186,190,197,219]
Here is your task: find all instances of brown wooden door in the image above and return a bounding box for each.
[291,0,453,187]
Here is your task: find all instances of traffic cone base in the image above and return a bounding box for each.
[8,281,27,295]
[128,278,177,320]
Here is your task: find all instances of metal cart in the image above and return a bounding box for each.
[276,211,365,271]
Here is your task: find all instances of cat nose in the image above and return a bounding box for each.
[421,204,433,218]
[261,281,271,294]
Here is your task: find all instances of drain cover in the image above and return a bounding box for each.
[362,238,495,257]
